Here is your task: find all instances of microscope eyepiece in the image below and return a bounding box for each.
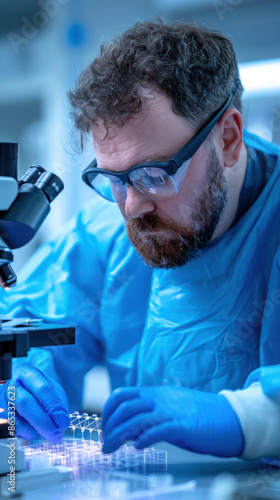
[19,165,46,186]
[0,143,64,278]
[35,172,64,202]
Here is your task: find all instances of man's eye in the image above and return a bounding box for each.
[146,173,169,184]
[144,167,166,177]
[153,175,168,184]
[143,168,169,183]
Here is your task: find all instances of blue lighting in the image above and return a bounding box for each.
[67,23,86,47]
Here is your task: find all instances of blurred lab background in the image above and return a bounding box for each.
[0,0,279,413]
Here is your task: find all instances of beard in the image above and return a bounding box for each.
[126,145,228,268]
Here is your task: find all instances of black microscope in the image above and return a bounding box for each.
[0,143,75,444]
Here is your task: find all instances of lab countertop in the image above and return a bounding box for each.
[1,441,279,499]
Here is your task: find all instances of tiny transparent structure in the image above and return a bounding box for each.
[20,412,167,477]
[69,411,102,443]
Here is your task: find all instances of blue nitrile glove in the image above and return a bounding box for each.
[102,386,244,457]
[0,363,70,442]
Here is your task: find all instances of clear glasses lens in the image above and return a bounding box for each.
[129,167,175,194]
[90,173,127,202]
[90,159,191,203]
[171,158,192,192]
[129,159,191,197]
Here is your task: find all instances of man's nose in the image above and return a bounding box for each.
[124,185,155,219]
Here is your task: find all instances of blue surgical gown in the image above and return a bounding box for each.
[0,130,280,413]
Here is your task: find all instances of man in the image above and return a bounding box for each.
[1,20,280,460]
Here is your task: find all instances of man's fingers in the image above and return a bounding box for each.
[102,387,140,428]
[102,411,155,454]
[14,364,69,428]
[15,413,38,441]
[104,398,153,436]
[135,421,175,449]
[42,372,70,412]
[15,384,65,442]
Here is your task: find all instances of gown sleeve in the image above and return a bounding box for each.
[220,247,280,461]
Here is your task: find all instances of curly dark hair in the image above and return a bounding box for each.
[69,19,243,147]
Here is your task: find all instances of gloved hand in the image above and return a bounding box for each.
[102,386,244,457]
[0,363,70,442]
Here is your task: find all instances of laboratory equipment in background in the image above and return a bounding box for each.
[0,142,64,288]
[0,142,76,468]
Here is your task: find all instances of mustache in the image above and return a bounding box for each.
[126,214,200,268]
[127,213,186,235]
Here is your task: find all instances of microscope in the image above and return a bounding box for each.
[0,143,75,456]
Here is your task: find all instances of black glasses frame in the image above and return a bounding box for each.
[82,81,239,190]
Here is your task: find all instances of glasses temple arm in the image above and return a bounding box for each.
[175,84,239,165]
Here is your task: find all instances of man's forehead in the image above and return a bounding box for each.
[93,130,173,170]
[91,92,194,171]
[92,91,193,142]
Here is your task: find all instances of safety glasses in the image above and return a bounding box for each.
[82,82,239,203]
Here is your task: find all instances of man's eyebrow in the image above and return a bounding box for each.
[98,155,172,171]
[143,155,171,163]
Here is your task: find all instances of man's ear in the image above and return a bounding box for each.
[217,108,243,167]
